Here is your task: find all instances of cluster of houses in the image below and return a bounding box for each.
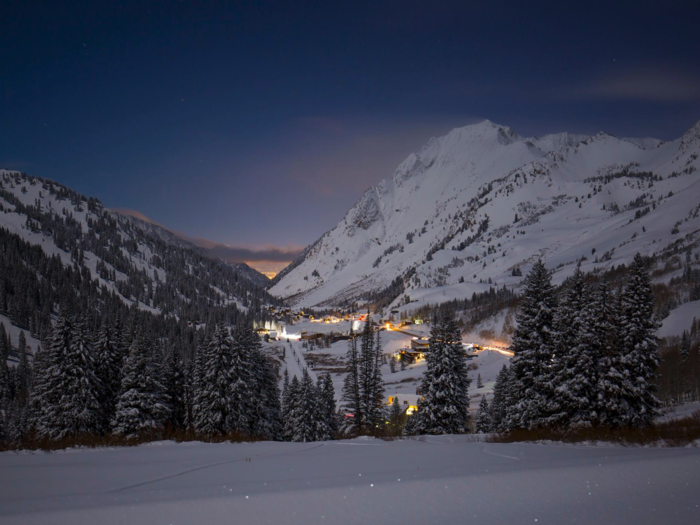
[264,306,376,325]
[391,339,481,365]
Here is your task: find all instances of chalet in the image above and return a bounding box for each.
[396,348,424,364]
[301,332,324,341]
[387,394,423,415]
[410,338,429,350]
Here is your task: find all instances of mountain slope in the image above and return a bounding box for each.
[270,119,700,309]
[0,171,278,343]
[117,212,271,289]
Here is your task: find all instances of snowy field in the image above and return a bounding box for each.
[1,438,698,525]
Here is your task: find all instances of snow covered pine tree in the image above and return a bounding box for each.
[618,254,661,427]
[407,310,471,435]
[505,260,557,430]
[475,396,492,433]
[111,333,171,439]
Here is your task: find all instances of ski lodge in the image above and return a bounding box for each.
[387,394,422,415]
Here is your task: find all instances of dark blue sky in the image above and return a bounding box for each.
[2,0,699,269]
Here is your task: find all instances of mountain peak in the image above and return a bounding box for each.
[271,119,700,309]
[443,119,522,146]
[679,120,700,151]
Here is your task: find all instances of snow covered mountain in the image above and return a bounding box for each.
[0,170,277,335]
[270,119,700,309]
[117,212,271,289]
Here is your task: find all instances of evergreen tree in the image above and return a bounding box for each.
[31,315,103,438]
[249,334,282,440]
[319,372,338,436]
[94,322,123,430]
[680,330,690,363]
[0,353,10,406]
[475,396,492,433]
[358,318,376,433]
[293,369,329,442]
[0,324,12,405]
[63,316,103,436]
[164,348,186,431]
[387,396,406,437]
[505,260,557,430]
[547,267,598,427]
[188,334,209,430]
[341,328,361,434]
[489,365,509,432]
[3,401,21,445]
[15,331,30,407]
[112,334,171,438]
[477,373,483,389]
[229,323,256,435]
[283,375,301,441]
[28,341,57,437]
[192,324,232,436]
[407,311,471,435]
[403,406,419,436]
[596,283,632,427]
[0,403,5,443]
[618,254,661,427]
[0,323,8,364]
[281,369,290,417]
[360,328,385,433]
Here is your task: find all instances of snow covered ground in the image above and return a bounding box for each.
[657,401,700,422]
[658,300,700,338]
[1,438,698,525]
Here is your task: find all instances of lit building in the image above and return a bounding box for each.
[387,394,423,415]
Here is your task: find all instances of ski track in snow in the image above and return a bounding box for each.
[109,443,325,494]
[1,438,698,525]
[480,445,521,461]
[281,340,316,382]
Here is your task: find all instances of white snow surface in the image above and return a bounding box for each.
[271,119,700,309]
[1,438,698,525]
[657,300,700,338]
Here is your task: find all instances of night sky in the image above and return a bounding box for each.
[2,0,699,272]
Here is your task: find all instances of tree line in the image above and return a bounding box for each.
[0,314,287,447]
[476,255,663,432]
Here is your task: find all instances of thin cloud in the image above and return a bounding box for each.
[253,114,479,198]
[207,244,304,263]
[112,208,303,263]
[561,65,700,103]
